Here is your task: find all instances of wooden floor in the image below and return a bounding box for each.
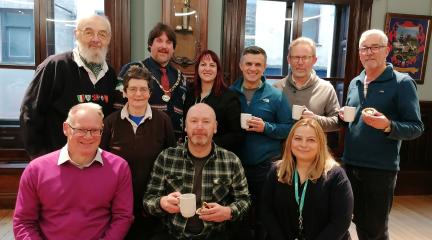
[349,195,432,240]
[1,196,431,239]
[0,208,13,240]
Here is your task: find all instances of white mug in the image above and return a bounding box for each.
[343,106,356,122]
[179,193,196,218]
[292,105,305,120]
[240,113,253,129]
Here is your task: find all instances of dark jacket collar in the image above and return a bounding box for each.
[356,63,394,84]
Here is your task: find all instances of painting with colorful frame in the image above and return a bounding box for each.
[384,13,432,84]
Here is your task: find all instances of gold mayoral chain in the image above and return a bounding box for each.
[153,70,182,102]
[138,62,183,102]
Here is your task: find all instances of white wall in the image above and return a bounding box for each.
[130,0,162,61]
[207,0,223,56]
[371,0,432,101]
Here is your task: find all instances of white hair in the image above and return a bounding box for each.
[76,14,111,34]
[359,29,388,47]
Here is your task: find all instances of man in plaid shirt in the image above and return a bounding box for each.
[143,103,250,239]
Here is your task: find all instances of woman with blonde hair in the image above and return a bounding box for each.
[261,118,353,240]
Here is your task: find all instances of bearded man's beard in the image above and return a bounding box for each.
[77,41,108,64]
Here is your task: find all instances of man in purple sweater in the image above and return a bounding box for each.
[13,102,134,240]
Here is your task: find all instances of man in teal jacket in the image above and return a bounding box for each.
[340,29,424,240]
[230,46,293,240]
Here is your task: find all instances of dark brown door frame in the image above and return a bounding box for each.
[0,0,131,157]
[35,0,130,72]
[221,0,374,156]
[221,0,374,92]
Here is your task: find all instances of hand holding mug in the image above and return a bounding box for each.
[246,116,265,133]
[178,193,196,218]
[240,113,252,129]
[340,106,356,122]
[160,192,181,214]
[292,105,306,120]
[301,108,315,119]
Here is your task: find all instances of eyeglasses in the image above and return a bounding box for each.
[359,45,386,54]
[79,28,110,41]
[67,123,103,137]
[127,87,150,94]
[289,55,314,63]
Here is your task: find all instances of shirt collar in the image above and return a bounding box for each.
[289,69,317,90]
[240,76,266,93]
[73,47,108,84]
[120,102,153,121]
[58,144,104,168]
[120,103,153,134]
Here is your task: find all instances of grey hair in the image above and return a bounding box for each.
[359,29,388,47]
[241,45,267,63]
[76,14,111,34]
[289,37,317,56]
[66,102,104,125]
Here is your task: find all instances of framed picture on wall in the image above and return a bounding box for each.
[384,13,432,84]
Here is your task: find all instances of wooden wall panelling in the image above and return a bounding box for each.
[105,0,131,72]
[221,0,246,84]
[0,164,26,208]
[396,101,432,195]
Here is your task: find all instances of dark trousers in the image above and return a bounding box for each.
[235,160,272,240]
[125,214,160,240]
[151,230,229,240]
[344,165,397,240]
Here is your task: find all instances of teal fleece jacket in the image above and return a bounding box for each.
[342,64,424,171]
[230,77,293,166]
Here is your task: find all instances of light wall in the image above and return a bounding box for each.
[130,0,223,61]
[371,0,432,101]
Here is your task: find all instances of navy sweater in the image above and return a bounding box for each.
[343,64,424,170]
[20,52,118,159]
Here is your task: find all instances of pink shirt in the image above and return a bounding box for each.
[13,149,134,240]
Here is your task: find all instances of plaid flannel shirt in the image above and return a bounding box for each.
[143,142,251,239]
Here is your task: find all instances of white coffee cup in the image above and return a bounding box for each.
[240,113,253,129]
[179,193,196,218]
[343,106,356,122]
[292,105,305,120]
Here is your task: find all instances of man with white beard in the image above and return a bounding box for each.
[20,14,120,159]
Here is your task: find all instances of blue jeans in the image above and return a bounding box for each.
[344,165,397,240]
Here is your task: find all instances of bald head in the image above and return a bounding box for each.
[185,103,217,148]
[186,103,216,123]
[76,15,111,34]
